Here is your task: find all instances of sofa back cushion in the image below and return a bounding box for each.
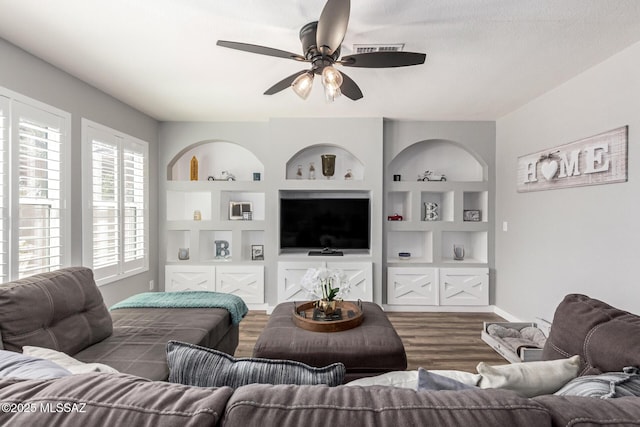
[0,372,233,427]
[223,384,552,427]
[542,294,640,375]
[0,267,113,355]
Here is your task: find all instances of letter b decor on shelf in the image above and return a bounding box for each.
[517,126,627,192]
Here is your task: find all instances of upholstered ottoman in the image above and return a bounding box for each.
[253,301,407,382]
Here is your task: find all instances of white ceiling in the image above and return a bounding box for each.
[1,0,640,122]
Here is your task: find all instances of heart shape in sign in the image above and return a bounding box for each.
[541,160,558,181]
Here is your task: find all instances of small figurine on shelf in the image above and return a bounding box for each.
[309,162,316,180]
[417,170,447,181]
[344,169,353,180]
[220,170,236,181]
[296,165,303,179]
[190,156,198,181]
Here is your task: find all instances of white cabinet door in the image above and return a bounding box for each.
[277,261,374,303]
[326,262,373,302]
[387,267,438,305]
[165,265,215,292]
[439,268,489,306]
[215,265,264,304]
[277,262,319,302]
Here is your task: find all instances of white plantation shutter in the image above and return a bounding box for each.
[15,102,65,278]
[0,90,70,282]
[0,96,8,281]
[123,142,146,270]
[83,120,148,284]
[91,136,120,277]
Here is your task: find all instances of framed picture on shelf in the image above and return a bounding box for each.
[463,210,481,222]
[251,245,264,261]
[229,201,252,220]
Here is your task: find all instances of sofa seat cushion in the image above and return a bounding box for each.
[0,267,112,355]
[0,372,233,427]
[73,307,235,381]
[542,294,640,375]
[223,384,552,427]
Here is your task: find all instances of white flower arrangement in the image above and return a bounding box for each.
[299,266,351,301]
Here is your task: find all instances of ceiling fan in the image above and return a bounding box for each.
[216,0,426,102]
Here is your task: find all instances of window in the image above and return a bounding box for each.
[82,120,149,285]
[0,89,70,281]
[0,96,8,282]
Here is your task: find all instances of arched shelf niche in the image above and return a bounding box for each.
[389,139,487,182]
[285,144,364,180]
[167,140,264,181]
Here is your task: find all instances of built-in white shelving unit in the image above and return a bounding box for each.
[163,141,267,305]
[159,119,493,310]
[384,138,490,308]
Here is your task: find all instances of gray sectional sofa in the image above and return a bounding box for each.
[0,267,239,380]
[1,268,640,426]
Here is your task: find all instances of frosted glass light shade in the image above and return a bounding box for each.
[324,84,341,102]
[322,66,343,88]
[291,72,314,100]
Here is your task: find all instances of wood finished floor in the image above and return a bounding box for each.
[236,310,508,372]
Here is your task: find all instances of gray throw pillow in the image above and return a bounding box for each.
[417,367,477,391]
[166,340,345,388]
[0,350,72,379]
[554,367,640,399]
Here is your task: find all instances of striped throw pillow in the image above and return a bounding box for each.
[554,367,640,399]
[166,341,345,388]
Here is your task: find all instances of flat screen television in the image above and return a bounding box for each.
[280,197,370,252]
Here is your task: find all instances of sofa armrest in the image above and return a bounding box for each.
[542,294,640,375]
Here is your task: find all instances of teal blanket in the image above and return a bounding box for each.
[110,291,248,325]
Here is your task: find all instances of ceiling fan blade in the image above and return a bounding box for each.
[339,71,363,100]
[264,70,309,95]
[316,0,350,56]
[217,40,307,62]
[340,51,426,68]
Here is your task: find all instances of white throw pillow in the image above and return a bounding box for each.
[430,369,482,386]
[345,369,481,389]
[345,370,419,388]
[22,346,119,374]
[477,355,580,397]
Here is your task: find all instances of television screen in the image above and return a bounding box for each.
[280,198,370,250]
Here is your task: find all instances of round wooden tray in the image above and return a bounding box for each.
[292,300,364,332]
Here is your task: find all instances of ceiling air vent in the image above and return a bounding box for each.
[353,43,404,54]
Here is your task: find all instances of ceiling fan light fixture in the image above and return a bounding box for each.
[324,83,342,103]
[291,71,314,100]
[321,65,343,89]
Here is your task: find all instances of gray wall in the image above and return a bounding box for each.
[0,38,159,307]
[495,40,640,322]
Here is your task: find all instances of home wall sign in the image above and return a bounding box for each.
[517,126,628,192]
